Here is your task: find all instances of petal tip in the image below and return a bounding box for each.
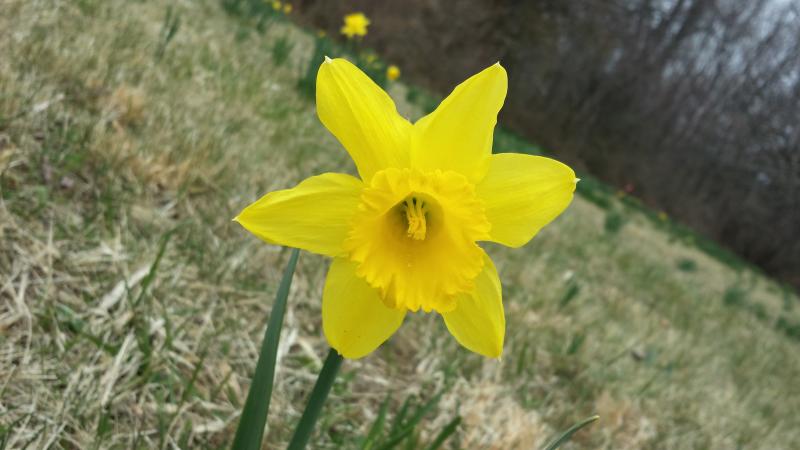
[491,62,507,75]
[324,55,333,63]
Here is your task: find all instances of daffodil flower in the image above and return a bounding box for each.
[340,13,370,38]
[386,65,400,81]
[235,58,577,359]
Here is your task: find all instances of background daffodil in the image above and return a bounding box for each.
[340,12,370,38]
[235,57,577,359]
[386,64,401,81]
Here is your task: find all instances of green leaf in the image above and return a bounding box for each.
[287,348,344,450]
[133,229,175,308]
[387,396,412,438]
[541,415,599,450]
[379,392,443,450]
[423,416,461,450]
[360,394,391,450]
[231,248,300,450]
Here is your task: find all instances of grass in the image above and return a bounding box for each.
[1,0,799,448]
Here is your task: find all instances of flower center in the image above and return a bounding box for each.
[344,168,491,313]
[402,196,428,240]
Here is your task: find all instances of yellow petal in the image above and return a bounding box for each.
[411,63,507,182]
[234,173,362,257]
[323,258,406,359]
[317,58,412,182]
[442,252,504,358]
[476,153,577,248]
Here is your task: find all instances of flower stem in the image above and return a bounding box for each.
[287,348,344,450]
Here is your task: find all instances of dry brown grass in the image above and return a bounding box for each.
[1,0,799,449]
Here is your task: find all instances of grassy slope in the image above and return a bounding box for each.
[1,1,798,448]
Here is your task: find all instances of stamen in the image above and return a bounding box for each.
[403,197,427,240]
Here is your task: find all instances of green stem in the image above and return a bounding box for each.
[231,248,300,450]
[287,349,344,450]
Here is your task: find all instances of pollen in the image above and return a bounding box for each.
[402,197,427,240]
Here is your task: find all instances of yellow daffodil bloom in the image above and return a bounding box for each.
[340,12,370,38]
[282,3,292,14]
[270,0,281,11]
[387,65,401,81]
[235,58,577,359]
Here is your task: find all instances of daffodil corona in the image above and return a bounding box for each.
[235,58,577,359]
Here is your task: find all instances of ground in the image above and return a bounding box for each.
[1,1,799,449]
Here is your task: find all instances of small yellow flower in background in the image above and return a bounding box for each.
[386,65,400,81]
[340,12,370,38]
[235,58,577,359]
[282,3,292,14]
[271,0,281,11]
[364,52,377,64]
[658,211,668,221]
[317,30,326,38]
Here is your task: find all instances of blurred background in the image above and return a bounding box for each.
[295,0,800,289]
[1,0,799,448]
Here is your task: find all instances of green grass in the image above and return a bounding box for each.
[1,0,799,448]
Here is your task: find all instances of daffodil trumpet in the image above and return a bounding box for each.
[236,58,577,360]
